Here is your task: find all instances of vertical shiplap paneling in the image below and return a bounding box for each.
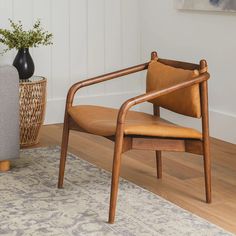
[87,0,105,95]
[69,0,88,97]
[51,0,70,99]
[0,0,141,123]
[12,0,33,27]
[13,0,34,64]
[104,0,123,94]
[121,0,141,92]
[33,0,52,99]
[0,0,13,64]
[0,0,12,27]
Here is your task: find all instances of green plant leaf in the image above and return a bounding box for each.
[0,19,53,54]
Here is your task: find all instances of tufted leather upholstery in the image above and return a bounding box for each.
[146,60,201,118]
[68,105,202,139]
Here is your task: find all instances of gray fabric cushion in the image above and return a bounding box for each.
[0,65,19,160]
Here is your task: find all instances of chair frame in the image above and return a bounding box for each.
[58,51,211,224]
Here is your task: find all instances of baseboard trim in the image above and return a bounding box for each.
[208,109,236,144]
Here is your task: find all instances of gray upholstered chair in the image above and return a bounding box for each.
[0,65,19,171]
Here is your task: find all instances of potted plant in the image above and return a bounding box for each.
[0,19,53,80]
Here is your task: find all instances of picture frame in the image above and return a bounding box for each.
[175,0,236,12]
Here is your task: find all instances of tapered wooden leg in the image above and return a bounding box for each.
[203,140,211,203]
[0,160,10,171]
[200,77,211,203]
[109,127,124,224]
[58,113,70,189]
[153,104,162,179]
[155,151,162,179]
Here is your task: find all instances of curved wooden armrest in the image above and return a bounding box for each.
[117,72,210,124]
[66,62,149,107]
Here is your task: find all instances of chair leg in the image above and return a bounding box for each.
[200,78,211,203]
[108,137,123,224]
[203,140,211,203]
[156,151,162,179]
[58,114,70,189]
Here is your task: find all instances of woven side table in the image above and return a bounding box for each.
[19,76,47,147]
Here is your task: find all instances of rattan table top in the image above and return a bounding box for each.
[19,76,46,84]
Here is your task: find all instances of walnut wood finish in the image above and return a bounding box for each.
[109,122,124,223]
[153,105,162,179]
[58,111,70,188]
[58,51,211,224]
[131,137,202,153]
[200,60,211,203]
[151,46,162,178]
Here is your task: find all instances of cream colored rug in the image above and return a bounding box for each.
[0,147,233,236]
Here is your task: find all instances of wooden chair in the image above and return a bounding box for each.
[58,51,211,224]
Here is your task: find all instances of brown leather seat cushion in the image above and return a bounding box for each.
[68,105,202,139]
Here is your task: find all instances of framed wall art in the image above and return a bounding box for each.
[175,0,236,12]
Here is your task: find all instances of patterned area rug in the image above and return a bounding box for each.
[0,147,233,236]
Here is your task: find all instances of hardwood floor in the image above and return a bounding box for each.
[37,124,236,233]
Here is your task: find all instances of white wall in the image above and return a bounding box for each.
[1,0,235,144]
[140,0,236,144]
[0,0,142,124]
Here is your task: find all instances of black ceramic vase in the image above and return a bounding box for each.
[13,48,35,80]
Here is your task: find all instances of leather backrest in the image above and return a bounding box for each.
[146,60,201,118]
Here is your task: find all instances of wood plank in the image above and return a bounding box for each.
[132,137,186,151]
[37,124,236,234]
[185,139,203,155]
[132,137,203,155]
